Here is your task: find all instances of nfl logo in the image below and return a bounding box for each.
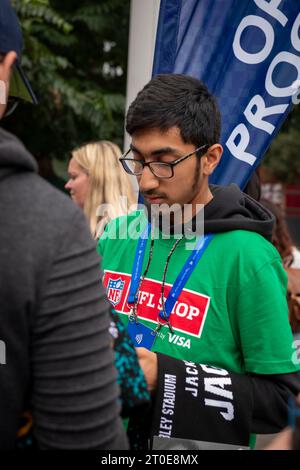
[107,278,125,307]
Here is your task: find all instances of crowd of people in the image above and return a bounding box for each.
[0,0,300,451]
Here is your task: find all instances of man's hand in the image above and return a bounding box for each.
[263,427,293,450]
[136,347,158,393]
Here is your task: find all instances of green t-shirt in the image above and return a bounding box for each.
[98,210,300,376]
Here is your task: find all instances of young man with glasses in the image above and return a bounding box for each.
[0,0,127,450]
[98,73,300,449]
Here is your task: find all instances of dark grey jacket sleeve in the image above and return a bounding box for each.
[31,209,128,450]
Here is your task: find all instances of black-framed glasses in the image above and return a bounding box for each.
[119,143,208,179]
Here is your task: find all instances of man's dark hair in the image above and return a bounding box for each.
[126,74,221,151]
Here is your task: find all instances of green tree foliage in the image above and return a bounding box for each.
[3,0,130,160]
[263,103,300,184]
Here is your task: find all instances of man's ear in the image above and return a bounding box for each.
[0,52,17,119]
[0,51,17,89]
[201,144,223,176]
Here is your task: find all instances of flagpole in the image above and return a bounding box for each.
[125,0,160,151]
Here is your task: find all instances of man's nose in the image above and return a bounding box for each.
[138,165,159,192]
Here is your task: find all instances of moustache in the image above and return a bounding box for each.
[141,192,167,199]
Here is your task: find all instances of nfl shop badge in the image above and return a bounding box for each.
[106,278,125,307]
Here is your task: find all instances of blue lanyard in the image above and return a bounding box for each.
[128,225,214,321]
[127,223,151,304]
[159,233,213,321]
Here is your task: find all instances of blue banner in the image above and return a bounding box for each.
[153,0,300,189]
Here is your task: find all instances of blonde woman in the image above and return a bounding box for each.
[65,140,136,238]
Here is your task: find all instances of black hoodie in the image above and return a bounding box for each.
[0,128,127,450]
[205,184,274,240]
[151,183,275,242]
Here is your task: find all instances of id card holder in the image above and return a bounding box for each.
[127,320,156,350]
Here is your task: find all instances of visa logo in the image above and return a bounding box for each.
[169,334,191,349]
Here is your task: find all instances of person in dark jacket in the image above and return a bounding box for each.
[98,73,300,449]
[0,0,127,450]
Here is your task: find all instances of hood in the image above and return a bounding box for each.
[147,183,274,242]
[204,184,274,241]
[0,127,37,182]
